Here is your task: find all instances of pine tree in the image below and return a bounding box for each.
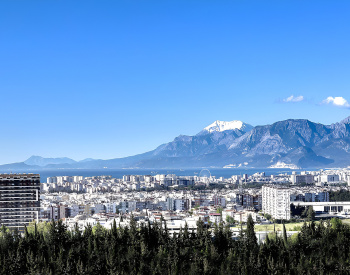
[282,222,288,247]
[245,214,257,249]
[307,206,315,221]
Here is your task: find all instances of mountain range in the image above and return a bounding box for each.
[2,117,350,170]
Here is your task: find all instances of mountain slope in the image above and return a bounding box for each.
[75,117,350,168]
[227,118,350,168]
[150,120,252,158]
[2,117,350,170]
[141,117,350,168]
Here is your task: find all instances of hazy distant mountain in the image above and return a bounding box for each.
[24,156,76,167]
[0,162,40,170]
[79,158,100,163]
[2,117,350,170]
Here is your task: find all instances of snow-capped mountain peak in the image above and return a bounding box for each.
[203,120,253,133]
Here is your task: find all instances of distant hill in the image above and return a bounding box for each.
[24,156,77,166]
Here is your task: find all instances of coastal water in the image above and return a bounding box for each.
[13,168,320,183]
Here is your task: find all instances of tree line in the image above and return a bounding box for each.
[330,189,350,201]
[0,216,349,274]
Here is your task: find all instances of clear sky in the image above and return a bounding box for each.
[1,1,350,164]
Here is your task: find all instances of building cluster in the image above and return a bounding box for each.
[290,169,350,185]
[231,169,350,186]
[2,168,350,231]
[42,168,350,196]
[40,184,269,232]
[43,174,198,193]
[39,168,350,225]
[260,183,350,220]
[40,178,348,229]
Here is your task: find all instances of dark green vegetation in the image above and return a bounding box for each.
[330,189,350,201]
[290,203,306,216]
[0,216,350,274]
[290,204,315,221]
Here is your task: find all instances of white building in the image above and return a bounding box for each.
[47,177,57,184]
[174,199,190,211]
[262,185,291,220]
[320,174,340,184]
[131,183,140,191]
[73,176,83,182]
[144,175,152,183]
[166,198,174,211]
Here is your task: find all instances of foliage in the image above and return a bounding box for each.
[290,225,302,231]
[264,213,272,220]
[330,217,342,229]
[290,203,305,217]
[225,215,235,226]
[299,206,315,221]
[306,206,315,221]
[330,189,350,201]
[1,218,350,274]
[216,207,223,214]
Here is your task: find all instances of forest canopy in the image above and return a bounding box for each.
[0,216,349,274]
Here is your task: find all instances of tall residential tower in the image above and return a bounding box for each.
[0,173,40,230]
[262,185,290,220]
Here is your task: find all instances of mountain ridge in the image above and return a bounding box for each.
[3,117,350,170]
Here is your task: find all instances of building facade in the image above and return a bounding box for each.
[0,173,40,230]
[320,174,340,184]
[291,174,314,184]
[262,185,291,220]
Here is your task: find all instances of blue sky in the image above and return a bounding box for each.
[1,1,350,164]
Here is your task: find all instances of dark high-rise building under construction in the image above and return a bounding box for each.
[0,173,40,230]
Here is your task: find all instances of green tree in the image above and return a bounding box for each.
[216,207,223,214]
[225,215,235,226]
[245,214,257,248]
[330,217,342,229]
[306,206,315,221]
[92,222,107,237]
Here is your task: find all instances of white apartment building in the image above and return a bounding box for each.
[166,198,174,211]
[47,177,57,184]
[320,174,340,184]
[174,199,190,211]
[73,176,83,182]
[262,185,291,220]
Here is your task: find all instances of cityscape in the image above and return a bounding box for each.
[2,168,350,232]
[1,0,350,274]
[2,168,350,272]
[38,168,350,231]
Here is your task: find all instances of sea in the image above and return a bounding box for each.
[11,168,321,183]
